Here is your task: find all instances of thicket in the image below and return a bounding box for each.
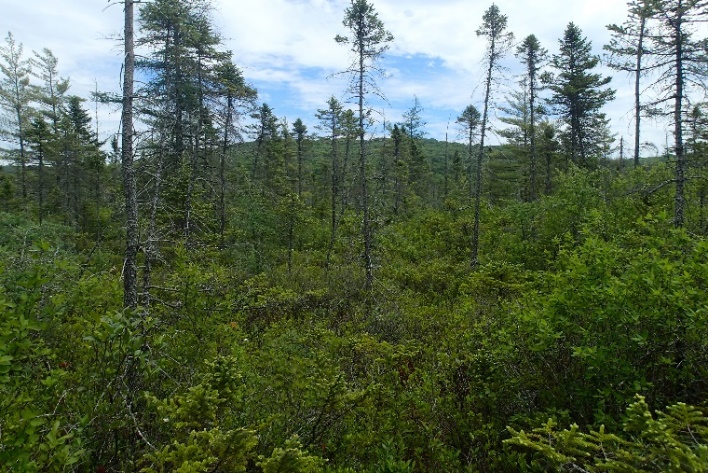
[1,158,706,471]
[1,0,707,471]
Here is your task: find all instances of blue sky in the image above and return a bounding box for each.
[2,0,674,155]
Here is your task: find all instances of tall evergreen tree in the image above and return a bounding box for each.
[138,0,225,165]
[122,0,138,309]
[214,58,256,246]
[403,96,429,204]
[390,123,406,215]
[472,3,514,268]
[549,23,615,165]
[292,118,307,198]
[456,105,481,200]
[335,0,393,291]
[316,97,343,268]
[26,116,51,224]
[60,95,104,232]
[250,103,281,190]
[605,0,654,167]
[30,48,69,134]
[498,89,535,201]
[516,35,548,200]
[0,32,33,199]
[30,49,73,218]
[645,0,708,227]
[538,121,560,195]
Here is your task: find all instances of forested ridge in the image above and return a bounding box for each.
[0,0,707,472]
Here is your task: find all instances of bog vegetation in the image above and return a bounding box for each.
[0,0,706,471]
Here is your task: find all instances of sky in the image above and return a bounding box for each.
[2,0,672,154]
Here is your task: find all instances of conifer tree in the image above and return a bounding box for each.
[250,103,280,189]
[403,96,429,204]
[457,105,481,201]
[538,121,560,194]
[605,0,654,167]
[391,123,405,215]
[31,48,69,134]
[292,118,307,198]
[498,89,534,201]
[26,117,51,224]
[472,3,514,268]
[646,0,708,227]
[335,0,393,290]
[316,97,343,268]
[0,32,33,199]
[61,95,104,232]
[216,59,256,246]
[339,109,358,214]
[549,23,615,166]
[122,0,138,310]
[516,35,548,200]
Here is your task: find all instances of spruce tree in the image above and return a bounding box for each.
[645,0,708,227]
[516,35,548,200]
[316,97,343,268]
[549,23,615,166]
[122,0,138,310]
[0,32,33,199]
[335,0,393,291]
[457,104,481,201]
[292,118,307,198]
[391,123,405,215]
[472,3,514,268]
[605,0,654,167]
[25,117,51,224]
[30,48,69,134]
[403,96,428,204]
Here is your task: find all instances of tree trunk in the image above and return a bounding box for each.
[393,131,401,215]
[219,95,232,248]
[38,141,43,225]
[472,50,494,269]
[122,0,138,310]
[674,9,685,228]
[634,15,646,167]
[529,74,537,201]
[326,117,339,269]
[359,50,373,291]
[185,57,205,246]
[142,147,164,311]
[297,136,303,198]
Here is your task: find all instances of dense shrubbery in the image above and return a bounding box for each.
[1,164,706,472]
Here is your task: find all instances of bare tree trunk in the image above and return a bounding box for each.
[359,52,373,290]
[393,130,402,216]
[219,96,232,248]
[634,15,646,167]
[326,118,339,269]
[185,58,205,247]
[15,110,27,199]
[297,136,303,199]
[444,123,450,199]
[529,76,537,201]
[545,150,553,195]
[341,133,351,214]
[142,148,163,311]
[674,11,685,228]
[287,195,295,274]
[472,60,493,269]
[122,0,138,310]
[38,141,44,225]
